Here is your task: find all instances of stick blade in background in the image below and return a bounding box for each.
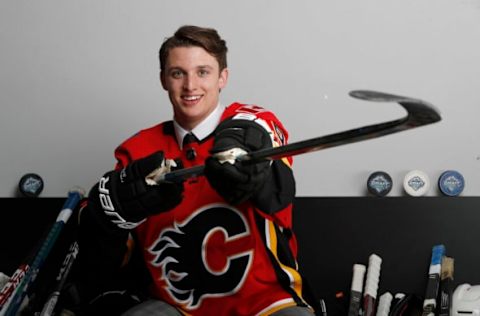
[347,264,366,316]
[422,244,446,316]
[348,90,442,127]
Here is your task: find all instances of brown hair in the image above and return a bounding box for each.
[159,25,228,72]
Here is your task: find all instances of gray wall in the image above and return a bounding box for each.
[1,0,479,197]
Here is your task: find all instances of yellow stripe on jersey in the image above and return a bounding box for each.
[271,137,292,168]
[264,220,304,300]
[255,298,297,316]
[281,157,292,168]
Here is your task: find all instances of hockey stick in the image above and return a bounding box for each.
[422,244,446,316]
[0,211,64,313]
[153,90,441,183]
[376,292,393,316]
[39,241,79,316]
[347,264,366,316]
[362,254,382,316]
[0,216,62,310]
[0,266,29,312]
[438,256,454,316]
[0,232,44,311]
[1,188,84,316]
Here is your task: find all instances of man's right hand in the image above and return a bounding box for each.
[90,151,184,229]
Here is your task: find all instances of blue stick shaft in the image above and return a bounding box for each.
[422,244,446,316]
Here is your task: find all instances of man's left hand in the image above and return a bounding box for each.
[205,119,272,205]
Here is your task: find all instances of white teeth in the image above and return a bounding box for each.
[183,95,201,101]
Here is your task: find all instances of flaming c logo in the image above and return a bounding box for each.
[149,204,253,309]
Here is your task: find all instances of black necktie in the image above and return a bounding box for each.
[183,133,197,160]
[182,133,197,147]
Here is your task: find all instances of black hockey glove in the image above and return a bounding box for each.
[205,119,272,205]
[90,151,184,229]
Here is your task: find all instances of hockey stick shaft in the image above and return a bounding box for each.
[438,256,454,316]
[1,188,84,316]
[422,244,446,316]
[155,90,441,183]
[0,265,29,310]
[0,217,59,311]
[347,264,366,316]
[39,241,79,316]
[376,292,393,316]
[363,254,382,316]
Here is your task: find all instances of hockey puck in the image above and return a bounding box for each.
[403,170,430,196]
[438,170,465,196]
[367,171,393,196]
[18,173,44,197]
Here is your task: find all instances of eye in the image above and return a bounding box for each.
[170,70,183,79]
[198,69,209,77]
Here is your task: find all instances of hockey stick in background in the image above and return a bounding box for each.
[152,90,442,183]
[347,264,366,316]
[376,292,393,316]
[0,264,31,310]
[39,240,79,316]
[422,244,446,316]
[438,256,454,316]
[0,216,62,309]
[0,215,61,313]
[0,188,84,316]
[362,254,382,316]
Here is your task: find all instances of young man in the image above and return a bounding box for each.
[78,25,317,316]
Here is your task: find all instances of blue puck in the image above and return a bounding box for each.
[438,170,465,196]
[367,171,393,196]
[18,173,44,197]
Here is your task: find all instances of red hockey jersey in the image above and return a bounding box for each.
[114,103,309,316]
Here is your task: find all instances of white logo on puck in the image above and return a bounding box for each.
[403,170,430,196]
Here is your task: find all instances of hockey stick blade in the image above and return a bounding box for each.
[156,90,441,183]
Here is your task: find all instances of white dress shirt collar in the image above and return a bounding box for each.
[174,103,225,149]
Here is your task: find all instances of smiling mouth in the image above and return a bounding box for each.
[182,95,202,101]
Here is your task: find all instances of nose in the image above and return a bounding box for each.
[183,74,197,91]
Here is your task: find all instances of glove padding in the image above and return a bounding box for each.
[92,151,184,229]
[205,119,272,205]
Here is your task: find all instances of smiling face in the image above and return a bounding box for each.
[161,46,229,130]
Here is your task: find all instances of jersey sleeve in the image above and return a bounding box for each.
[224,103,292,166]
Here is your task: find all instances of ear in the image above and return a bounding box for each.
[160,71,168,90]
[218,68,229,90]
